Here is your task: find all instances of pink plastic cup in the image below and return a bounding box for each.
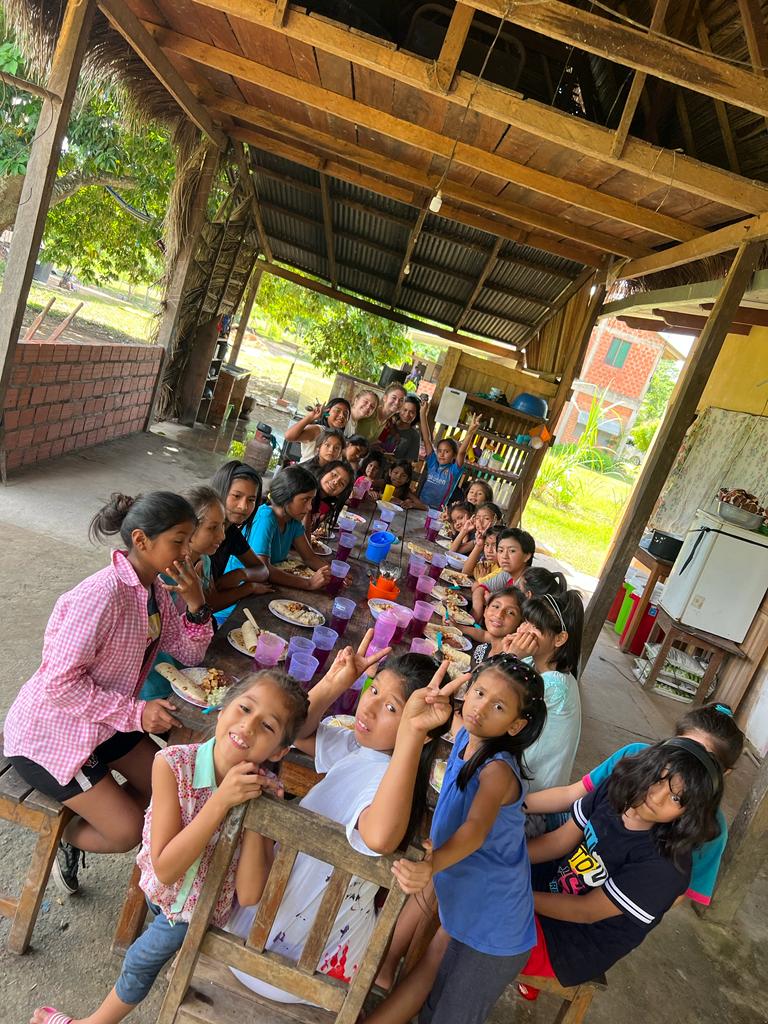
[372,610,398,648]
[416,575,437,600]
[253,632,287,670]
[327,559,351,597]
[410,637,437,655]
[428,552,448,581]
[390,605,414,645]
[409,600,436,638]
[336,530,356,561]
[425,520,440,542]
[312,625,339,674]
[329,597,356,638]
[424,509,441,538]
[406,556,426,591]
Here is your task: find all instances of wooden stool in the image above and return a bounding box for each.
[0,740,72,953]
[520,974,607,1023]
[640,608,745,705]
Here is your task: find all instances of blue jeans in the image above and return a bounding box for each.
[114,903,188,1005]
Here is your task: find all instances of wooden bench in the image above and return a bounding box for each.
[518,973,607,1023]
[0,737,72,953]
[155,793,420,1024]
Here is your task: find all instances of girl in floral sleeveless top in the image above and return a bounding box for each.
[31,671,308,1024]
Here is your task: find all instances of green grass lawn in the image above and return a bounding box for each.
[235,335,336,413]
[523,465,635,577]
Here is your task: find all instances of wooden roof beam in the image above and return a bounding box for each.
[210,96,640,260]
[737,0,768,134]
[431,3,475,92]
[613,211,768,280]
[700,302,768,326]
[391,204,429,309]
[617,315,686,333]
[471,0,768,119]
[148,24,699,245]
[455,237,503,330]
[696,14,740,173]
[611,0,670,158]
[96,0,226,149]
[192,0,768,212]
[319,171,338,289]
[231,143,274,262]
[651,308,752,335]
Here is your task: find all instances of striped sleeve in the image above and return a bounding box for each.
[601,859,689,928]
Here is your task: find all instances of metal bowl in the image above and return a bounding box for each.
[717,501,763,531]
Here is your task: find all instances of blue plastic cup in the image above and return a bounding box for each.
[289,654,319,689]
[366,530,397,563]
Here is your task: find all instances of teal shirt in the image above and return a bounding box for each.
[585,742,728,906]
[249,504,306,564]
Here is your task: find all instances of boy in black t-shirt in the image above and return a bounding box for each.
[520,739,722,990]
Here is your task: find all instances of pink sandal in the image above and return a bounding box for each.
[37,1010,72,1024]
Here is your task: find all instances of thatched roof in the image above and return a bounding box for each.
[8,0,768,360]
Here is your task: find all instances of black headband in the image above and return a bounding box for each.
[662,737,722,795]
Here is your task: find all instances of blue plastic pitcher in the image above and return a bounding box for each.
[366,530,397,562]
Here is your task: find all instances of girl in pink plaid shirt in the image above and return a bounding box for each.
[4,492,215,894]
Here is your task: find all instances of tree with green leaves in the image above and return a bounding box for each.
[630,358,680,451]
[256,273,411,379]
[0,22,174,285]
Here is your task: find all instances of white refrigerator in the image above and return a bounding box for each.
[660,509,768,643]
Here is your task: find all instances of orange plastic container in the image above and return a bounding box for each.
[367,578,400,601]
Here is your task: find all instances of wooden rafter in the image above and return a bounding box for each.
[737,0,768,133]
[0,69,60,102]
[651,308,751,335]
[391,205,429,309]
[613,211,768,280]
[318,171,337,289]
[695,15,740,173]
[700,302,768,326]
[611,0,670,158]
[191,0,768,213]
[273,0,288,27]
[230,144,273,262]
[96,0,226,149]
[148,24,701,245]
[431,3,474,92]
[455,237,503,330]
[470,0,768,119]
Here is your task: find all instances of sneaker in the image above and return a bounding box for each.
[52,841,85,895]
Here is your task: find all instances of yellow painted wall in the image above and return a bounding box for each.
[698,325,768,413]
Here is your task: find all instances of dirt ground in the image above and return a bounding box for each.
[1,431,767,1024]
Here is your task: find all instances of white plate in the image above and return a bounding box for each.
[425,623,473,653]
[432,585,468,606]
[367,598,398,620]
[339,511,367,525]
[376,500,404,514]
[436,537,452,549]
[168,667,229,708]
[268,600,325,628]
[228,628,286,661]
[311,540,332,556]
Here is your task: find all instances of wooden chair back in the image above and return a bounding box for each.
[157,794,420,1024]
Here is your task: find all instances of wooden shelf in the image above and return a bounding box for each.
[466,394,547,425]
[462,462,521,484]
[473,427,541,452]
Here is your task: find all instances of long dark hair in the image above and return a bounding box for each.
[311,460,354,520]
[89,492,196,547]
[268,465,318,509]
[320,396,351,425]
[676,702,744,770]
[210,460,263,532]
[522,591,584,676]
[608,740,722,865]
[457,654,547,789]
[519,566,568,598]
[302,428,346,475]
[382,653,445,848]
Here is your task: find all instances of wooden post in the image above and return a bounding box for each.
[581,241,763,666]
[228,264,262,365]
[705,752,768,924]
[0,0,96,435]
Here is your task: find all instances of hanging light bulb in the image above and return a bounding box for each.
[403,263,411,275]
[429,190,443,213]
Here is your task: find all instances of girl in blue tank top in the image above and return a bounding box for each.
[373,655,548,1024]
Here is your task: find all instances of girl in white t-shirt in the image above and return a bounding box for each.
[228,632,463,1003]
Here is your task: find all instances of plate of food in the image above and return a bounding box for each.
[269,599,325,628]
[430,758,447,793]
[228,626,286,661]
[311,539,332,556]
[406,541,434,562]
[158,664,232,708]
[432,585,468,606]
[368,598,398,619]
[425,622,473,652]
[436,537,453,549]
[326,715,356,730]
[274,560,315,579]
[447,606,475,627]
[440,568,473,589]
[441,646,472,679]
[339,511,367,526]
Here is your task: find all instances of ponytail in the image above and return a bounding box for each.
[89,491,197,547]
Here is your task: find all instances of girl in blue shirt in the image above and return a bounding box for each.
[251,465,331,592]
[369,655,548,1024]
[417,399,482,509]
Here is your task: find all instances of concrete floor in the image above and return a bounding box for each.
[1,430,766,1023]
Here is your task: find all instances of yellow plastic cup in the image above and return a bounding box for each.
[382,484,395,501]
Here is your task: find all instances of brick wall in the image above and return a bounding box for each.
[3,340,164,472]
[583,320,664,401]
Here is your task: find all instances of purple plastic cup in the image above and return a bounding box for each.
[327,559,351,597]
[289,654,319,689]
[415,574,437,600]
[336,530,357,561]
[425,520,441,542]
[253,632,286,670]
[408,600,435,639]
[410,636,437,655]
[372,610,398,648]
[372,519,388,534]
[286,636,315,674]
[329,596,356,638]
[312,625,339,674]
[390,605,414,645]
[406,556,426,591]
[428,552,448,581]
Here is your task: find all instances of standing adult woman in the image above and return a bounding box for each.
[284,398,351,462]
